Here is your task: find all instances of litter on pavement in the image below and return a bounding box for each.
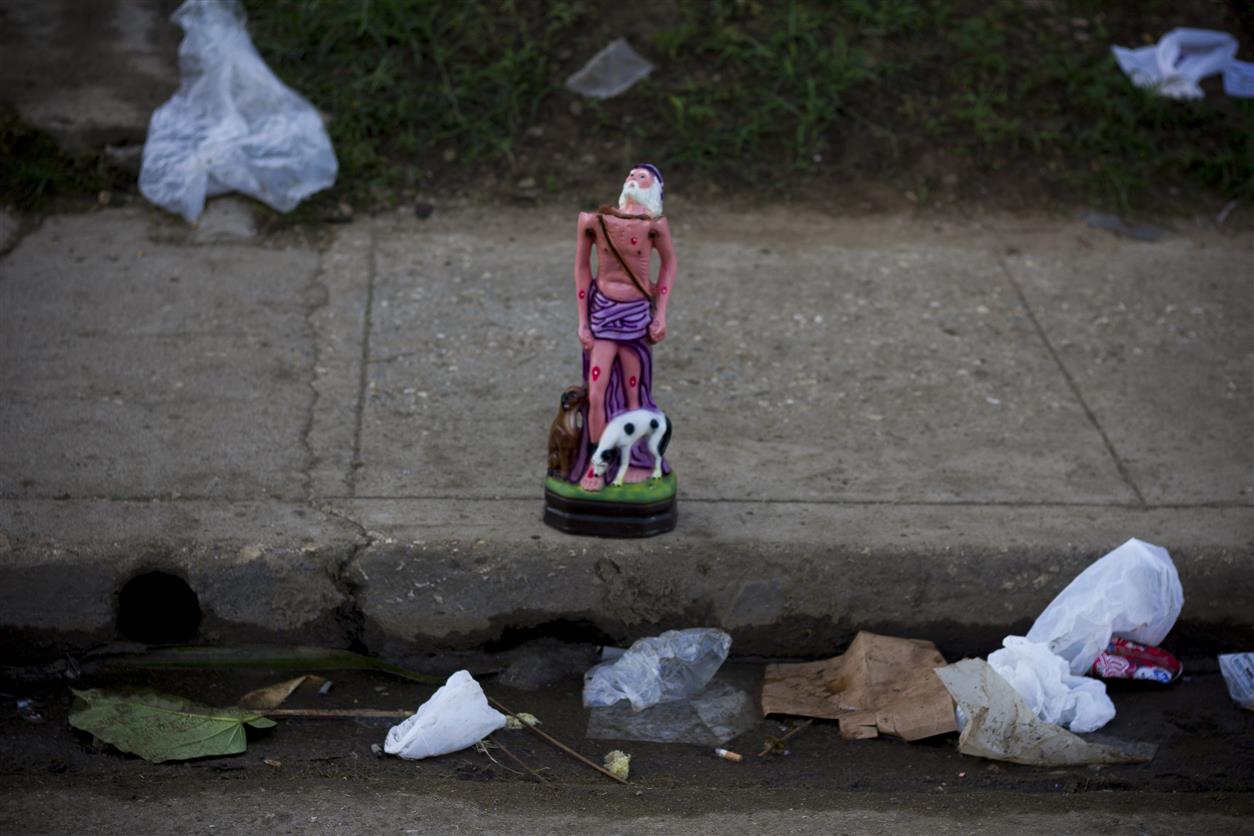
[587,678,759,745]
[1219,654,1254,711]
[583,628,731,712]
[988,538,1183,733]
[384,670,507,760]
[935,658,1156,767]
[761,631,957,742]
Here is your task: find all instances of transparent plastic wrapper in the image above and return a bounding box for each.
[1111,28,1238,100]
[565,38,655,99]
[583,628,731,712]
[139,0,338,222]
[1026,538,1183,675]
[1219,653,1254,710]
[383,670,506,760]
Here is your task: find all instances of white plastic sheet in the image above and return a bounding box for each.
[583,628,731,712]
[936,659,1155,767]
[139,0,337,222]
[989,538,1183,733]
[383,670,507,760]
[1111,28,1238,100]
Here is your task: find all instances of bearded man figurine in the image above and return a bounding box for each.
[543,164,679,537]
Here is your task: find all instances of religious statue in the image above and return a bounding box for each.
[543,164,678,536]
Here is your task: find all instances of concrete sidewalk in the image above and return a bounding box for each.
[0,201,1250,657]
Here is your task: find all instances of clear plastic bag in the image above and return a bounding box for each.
[583,628,731,712]
[139,0,337,222]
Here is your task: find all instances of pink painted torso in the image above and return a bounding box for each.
[582,213,655,302]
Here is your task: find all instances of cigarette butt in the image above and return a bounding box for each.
[714,748,743,763]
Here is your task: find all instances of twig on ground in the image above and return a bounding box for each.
[758,718,814,757]
[490,734,550,784]
[489,697,628,785]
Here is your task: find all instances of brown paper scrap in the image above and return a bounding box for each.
[762,631,958,742]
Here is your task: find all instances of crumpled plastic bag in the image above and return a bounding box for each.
[988,636,1114,733]
[1026,538,1183,675]
[139,0,337,222]
[383,670,507,760]
[583,628,731,712]
[1111,28,1238,100]
[989,538,1183,733]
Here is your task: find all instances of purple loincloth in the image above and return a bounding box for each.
[589,284,652,340]
[568,283,669,483]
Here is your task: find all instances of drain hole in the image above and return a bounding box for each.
[482,619,618,654]
[117,571,202,644]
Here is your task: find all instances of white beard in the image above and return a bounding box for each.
[618,180,663,217]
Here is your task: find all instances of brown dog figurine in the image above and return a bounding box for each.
[547,385,589,477]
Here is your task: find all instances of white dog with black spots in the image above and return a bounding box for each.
[591,409,672,487]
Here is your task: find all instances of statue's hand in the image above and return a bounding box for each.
[578,324,594,351]
[648,316,667,343]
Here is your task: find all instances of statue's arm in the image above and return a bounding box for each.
[574,212,595,349]
[652,218,672,325]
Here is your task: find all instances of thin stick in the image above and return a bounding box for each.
[490,735,549,784]
[758,718,813,757]
[261,708,410,718]
[489,697,628,785]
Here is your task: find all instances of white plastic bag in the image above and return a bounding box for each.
[1026,538,1183,675]
[583,628,731,712]
[139,0,337,222]
[1111,28,1238,100]
[988,637,1114,733]
[383,670,507,760]
[987,538,1183,733]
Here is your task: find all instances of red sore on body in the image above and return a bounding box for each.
[661,286,669,295]
[629,376,637,389]
[591,366,601,381]
[578,289,586,299]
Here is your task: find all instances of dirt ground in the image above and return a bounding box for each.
[2,643,1252,832]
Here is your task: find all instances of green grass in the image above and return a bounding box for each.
[545,472,677,504]
[0,106,122,211]
[5,2,1251,213]
[241,0,1252,211]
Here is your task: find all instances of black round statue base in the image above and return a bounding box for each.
[542,489,677,538]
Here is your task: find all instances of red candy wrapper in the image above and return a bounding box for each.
[1090,636,1182,683]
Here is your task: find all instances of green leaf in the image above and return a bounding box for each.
[69,688,275,763]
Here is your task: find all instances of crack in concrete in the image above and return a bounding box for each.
[298,248,333,503]
[994,253,1148,507]
[347,229,378,499]
[314,501,375,652]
